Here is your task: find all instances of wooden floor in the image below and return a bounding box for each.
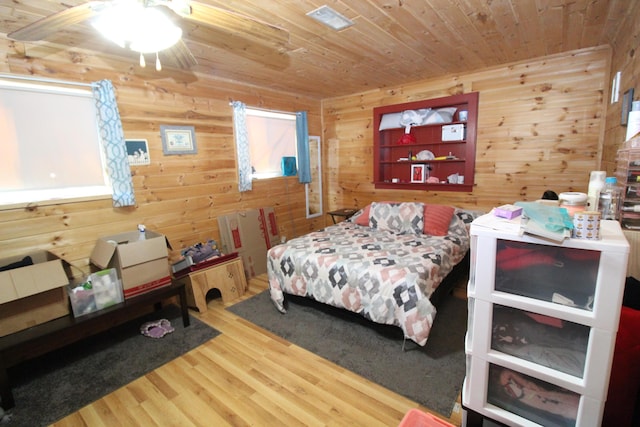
[51,275,465,427]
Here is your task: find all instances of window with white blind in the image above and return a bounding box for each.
[0,79,110,207]
[245,108,297,179]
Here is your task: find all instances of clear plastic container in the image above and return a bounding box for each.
[598,177,622,220]
[559,192,587,217]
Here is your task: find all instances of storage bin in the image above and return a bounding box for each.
[398,408,454,427]
[68,269,123,317]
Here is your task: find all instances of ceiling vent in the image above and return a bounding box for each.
[306,5,354,31]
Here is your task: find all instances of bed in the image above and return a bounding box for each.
[267,201,478,346]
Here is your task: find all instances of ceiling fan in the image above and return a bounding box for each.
[8,0,290,70]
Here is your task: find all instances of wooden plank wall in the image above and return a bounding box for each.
[603,1,640,173]
[0,40,322,276]
[322,46,611,214]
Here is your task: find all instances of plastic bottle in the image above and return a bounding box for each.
[138,224,146,240]
[587,171,606,211]
[597,177,622,220]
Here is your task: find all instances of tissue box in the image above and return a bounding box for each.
[494,204,523,219]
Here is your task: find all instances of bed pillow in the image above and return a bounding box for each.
[369,202,424,234]
[423,204,455,236]
[354,202,399,226]
[354,204,371,226]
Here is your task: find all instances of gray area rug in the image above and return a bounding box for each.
[3,304,220,427]
[228,291,467,417]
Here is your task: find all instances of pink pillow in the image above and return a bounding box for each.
[423,204,455,236]
[354,204,371,226]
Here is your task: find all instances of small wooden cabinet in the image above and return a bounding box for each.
[373,92,479,192]
[175,257,247,312]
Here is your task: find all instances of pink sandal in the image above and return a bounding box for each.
[140,319,175,338]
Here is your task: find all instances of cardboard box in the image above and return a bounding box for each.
[218,207,280,278]
[90,230,171,299]
[0,251,70,337]
[442,124,466,141]
[68,269,124,317]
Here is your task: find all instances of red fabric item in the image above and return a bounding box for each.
[496,245,558,270]
[423,204,455,236]
[603,306,640,427]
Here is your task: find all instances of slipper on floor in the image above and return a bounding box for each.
[140,318,175,338]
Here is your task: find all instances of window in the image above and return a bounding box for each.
[0,79,110,207]
[245,108,296,179]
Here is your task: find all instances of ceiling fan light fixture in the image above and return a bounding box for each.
[92,3,182,55]
[306,5,354,31]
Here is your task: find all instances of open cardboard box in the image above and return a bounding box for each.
[90,230,171,299]
[218,207,280,279]
[0,251,70,337]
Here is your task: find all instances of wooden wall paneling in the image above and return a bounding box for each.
[0,45,320,274]
[322,46,610,214]
[602,1,640,175]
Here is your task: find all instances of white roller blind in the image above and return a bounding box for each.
[246,108,296,179]
[0,79,110,206]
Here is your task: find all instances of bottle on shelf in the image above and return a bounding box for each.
[138,224,146,240]
[597,177,622,220]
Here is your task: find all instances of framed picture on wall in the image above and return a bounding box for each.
[125,139,150,166]
[411,164,426,183]
[161,125,197,155]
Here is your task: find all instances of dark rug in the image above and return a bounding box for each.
[3,304,220,427]
[227,291,467,417]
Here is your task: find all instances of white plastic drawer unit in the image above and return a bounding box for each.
[490,304,590,378]
[468,219,630,331]
[494,240,598,311]
[464,216,630,427]
[487,363,580,427]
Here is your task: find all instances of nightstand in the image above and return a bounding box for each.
[327,208,358,224]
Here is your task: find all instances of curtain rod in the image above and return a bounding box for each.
[0,73,97,88]
[228,101,296,116]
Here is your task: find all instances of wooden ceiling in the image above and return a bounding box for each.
[0,0,634,99]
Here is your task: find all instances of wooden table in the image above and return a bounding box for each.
[0,282,189,410]
[327,208,358,224]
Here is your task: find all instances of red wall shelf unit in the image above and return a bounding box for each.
[373,92,479,192]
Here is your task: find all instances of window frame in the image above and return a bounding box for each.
[245,107,297,180]
[0,78,112,208]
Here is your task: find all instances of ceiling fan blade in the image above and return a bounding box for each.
[162,39,198,69]
[184,2,289,50]
[8,1,104,42]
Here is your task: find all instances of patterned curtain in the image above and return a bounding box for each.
[92,80,136,207]
[232,101,252,192]
[296,111,311,183]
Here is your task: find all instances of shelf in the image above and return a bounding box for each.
[373,92,478,192]
[379,159,465,164]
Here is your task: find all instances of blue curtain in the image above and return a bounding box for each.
[232,101,252,192]
[92,80,136,207]
[296,111,311,183]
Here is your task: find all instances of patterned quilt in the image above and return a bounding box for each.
[268,209,476,346]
